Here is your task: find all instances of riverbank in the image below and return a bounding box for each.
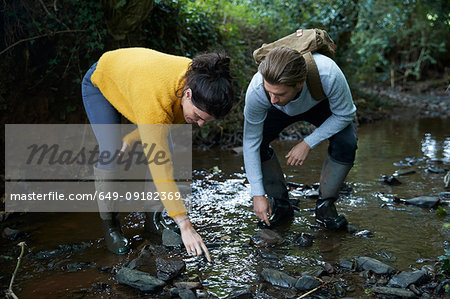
[355,82,450,123]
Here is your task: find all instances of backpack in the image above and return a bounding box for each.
[253,28,336,101]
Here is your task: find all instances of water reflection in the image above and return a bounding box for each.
[422,133,438,159]
[444,138,450,161]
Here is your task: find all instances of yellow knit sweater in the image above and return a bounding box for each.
[91,48,191,217]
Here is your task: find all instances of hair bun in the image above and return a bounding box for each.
[191,53,231,80]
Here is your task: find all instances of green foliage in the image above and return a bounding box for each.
[351,0,449,84]
[439,249,450,274]
[1,0,449,145]
[437,205,448,217]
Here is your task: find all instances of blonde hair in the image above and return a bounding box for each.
[258,47,306,87]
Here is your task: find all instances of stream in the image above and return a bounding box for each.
[1,117,449,298]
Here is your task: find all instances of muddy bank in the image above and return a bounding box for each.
[355,83,450,123]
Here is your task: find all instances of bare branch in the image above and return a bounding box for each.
[38,0,69,29]
[0,29,85,56]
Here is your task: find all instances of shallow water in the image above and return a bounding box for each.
[1,117,449,298]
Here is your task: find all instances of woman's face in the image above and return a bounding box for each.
[181,88,215,127]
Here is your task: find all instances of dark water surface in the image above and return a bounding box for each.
[1,117,449,298]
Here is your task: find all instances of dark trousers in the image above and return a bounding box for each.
[260,99,357,164]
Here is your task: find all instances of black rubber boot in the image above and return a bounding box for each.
[315,198,348,231]
[94,166,130,254]
[315,154,352,231]
[102,213,130,254]
[258,148,293,228]
[144,212,164,235]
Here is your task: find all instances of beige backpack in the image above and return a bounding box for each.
[253,28,336,100]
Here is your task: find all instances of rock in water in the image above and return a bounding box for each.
[1,227,22,240]
[116,267,165,292]
[304,189,320,198]
[170,288,196,299]
[174,281,202,290]
[356,257,396,275]
[293,232,314,247]
[382,175,401,186]
[354,230,374,238]
[225,289,252,299]
[427,167,447,174]
[162,229,183,247]
[251,229,283,247]
[403,196,439,208]
[388,270,429,288]
[395,168,416,176]
[438,192,450,199]
[260,268,297,288]
[371,286,416,298]
[295,275,321,291]
[156,258,186,281]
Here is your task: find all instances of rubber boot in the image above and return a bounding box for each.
[94,166,130,254]
[258,148,293,228]
[143,167,173,236]
[315,154,352,231]
[144,212,163,235]
[144,211,180,235]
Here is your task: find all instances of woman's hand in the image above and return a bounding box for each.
[173,214,211,262]
[118,141,128,157]
[285,140,311,166]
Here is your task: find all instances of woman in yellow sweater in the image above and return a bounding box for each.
[81,48,233,260]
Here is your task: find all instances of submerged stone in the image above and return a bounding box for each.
[426,167,447,174]
[346,224,359,234]
[260,268,297,288]
[2,227,22,240]
[382,175,402,186]
[304,189,320,198]
[293,232,314,247]
[295,275,321,291]
[170,288,196,299]
[116,267,165,292]
[162,229,183,247]
[156,258,186,281]
[174,281,202,290]
[251,229,283,247]
[395,168,416,176]
[354,230,374,238]
[339,259,354,270]
[225,289,252,299]
[356,257,395,275]
[403,196,439,208]
[371,286,416,298]
[438,192,450,199]
[260,252,280,260]
[388,270,429,288]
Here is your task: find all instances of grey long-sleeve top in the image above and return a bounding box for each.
[243,53,356,197]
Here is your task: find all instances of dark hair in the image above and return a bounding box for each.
[258,47,306,87]
[183,53,234,119]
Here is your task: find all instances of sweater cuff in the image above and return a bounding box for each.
[250,182,266,197]
[123,128,141,148]
[304,134,321,149]
[169,211,187,218]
